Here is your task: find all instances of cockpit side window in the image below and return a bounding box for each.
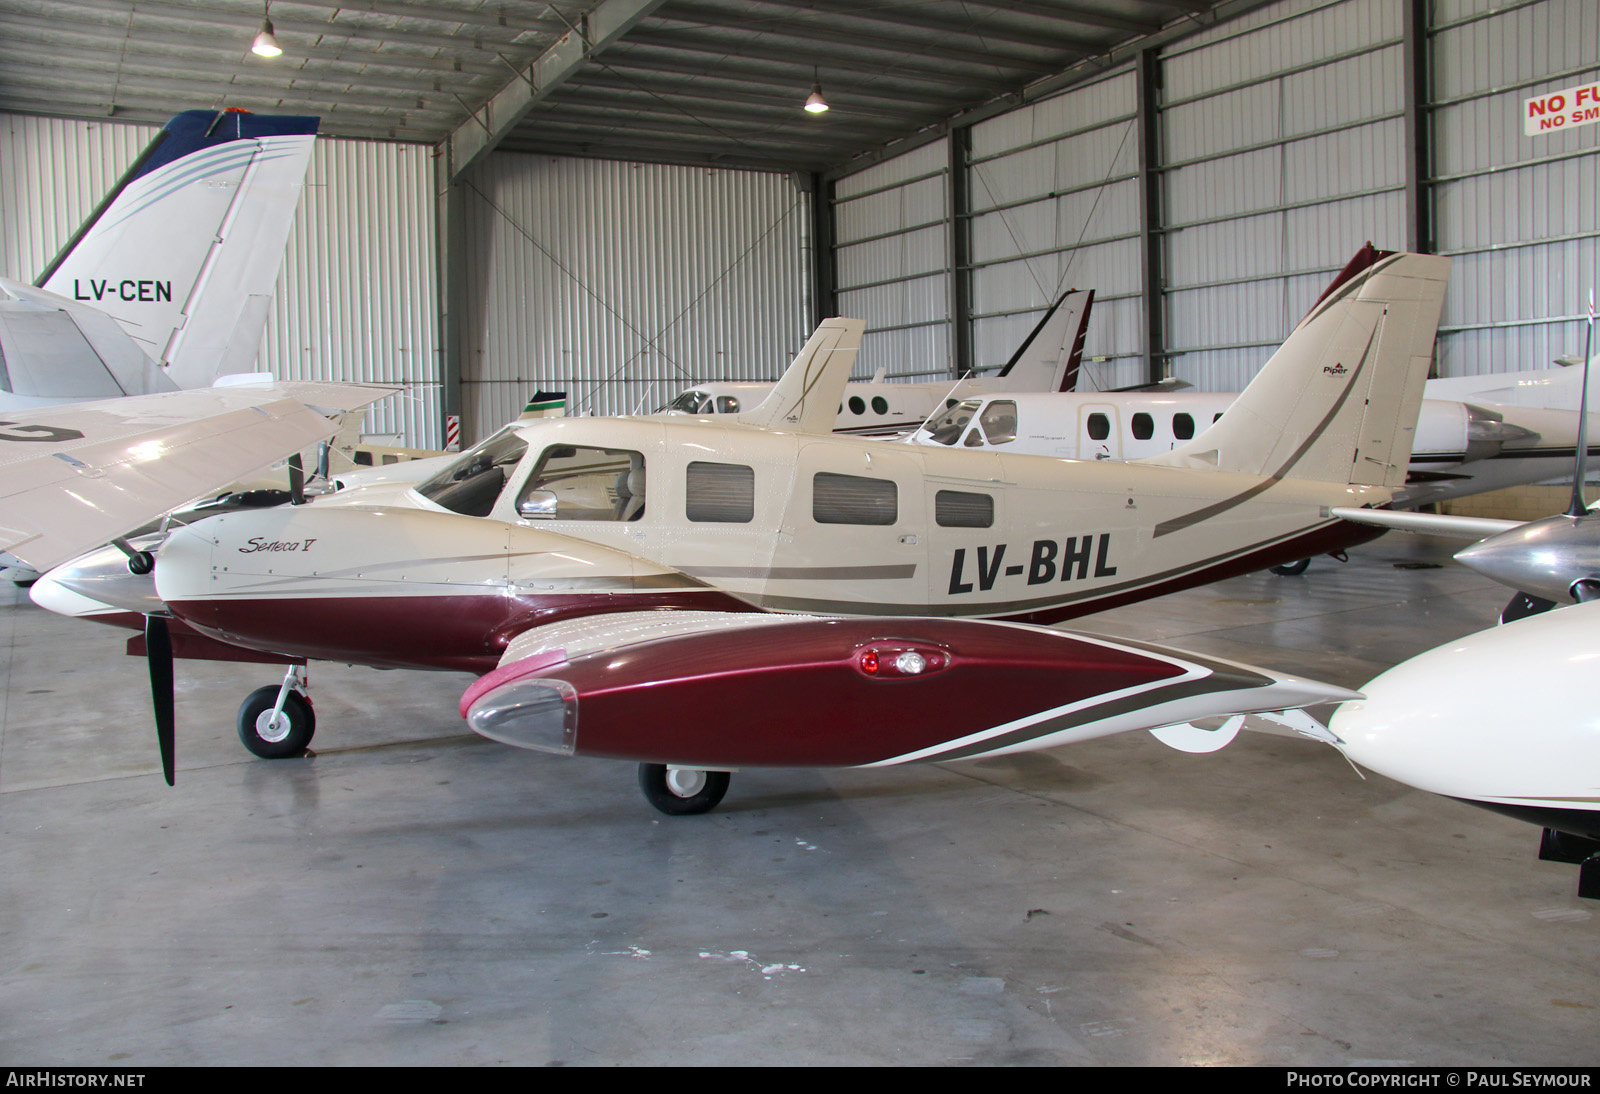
[979,400,1017,445]
[517,445,647,521]
[925,399,981,445]
[715,395,741,414]
[415,428,529,517]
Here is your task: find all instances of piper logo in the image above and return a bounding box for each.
[1322,363,1347,376]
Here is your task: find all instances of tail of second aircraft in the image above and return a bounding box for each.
[36,108,319,390]
[991,289,1094,393]
[1139,245,1451,487]
[735,317,866,432]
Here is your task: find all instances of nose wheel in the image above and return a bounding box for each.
[637,763,729,815]
[237,666,316,758]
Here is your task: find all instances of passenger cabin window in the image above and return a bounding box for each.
[871,396,889,415]
[1173,413,1195,440]
[935,490,993,528]
[1213,412,1224,423]
[686,461,754,523]
[1131,412,1154,440]
[813,472,897,526]
[848,396,866,416]
[926,399,980,445]
[516,445,647,521]
[416,428,529,517]
[1086,413,1110,441]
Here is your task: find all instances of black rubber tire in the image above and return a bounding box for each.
[237,684,316,759]
[1269,558,1311,576]
[637,763,730,815]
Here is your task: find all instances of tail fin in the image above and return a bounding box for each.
[993,289,1094,392]
[735,318,865,432]
[1139,247,1450,486]
[38,109,318,389]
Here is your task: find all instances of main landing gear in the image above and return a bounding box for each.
[637,763,730,815]
[237,665,316,759]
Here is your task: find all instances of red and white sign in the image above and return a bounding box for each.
[445,414,461,452]
[1524,81,1600,136]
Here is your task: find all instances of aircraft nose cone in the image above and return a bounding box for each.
[1330,601,1600,802]
[1453,513,1600,602]
[31,542,163,618]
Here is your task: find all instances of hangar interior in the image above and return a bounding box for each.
[1,0,1599,1068]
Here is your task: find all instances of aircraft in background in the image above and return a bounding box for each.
[660,289,1095,436]
[28,246,1452,812]
[906,369,1594,511]
[0,108,319,407]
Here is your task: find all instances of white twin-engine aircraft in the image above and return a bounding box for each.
[35,247,1449,813]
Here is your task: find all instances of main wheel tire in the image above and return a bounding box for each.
[1269,558,1311,576]
[638,763,729,816]
[237,685,316,759]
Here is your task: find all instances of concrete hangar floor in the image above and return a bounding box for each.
[0,532,1594,1067]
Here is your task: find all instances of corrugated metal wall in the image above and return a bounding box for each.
[1157,0,1409,391]
[459,153,811,436]
[1432,0,1600,378]
[826,0,1597,397]
[0,112,441,446]
[0,114,160,281]
[832,140,952,380]
[259,138,439,446]
[967,70,1144,390]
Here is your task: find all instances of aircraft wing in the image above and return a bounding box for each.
[461,609,1359,769]
[0,382,395,571]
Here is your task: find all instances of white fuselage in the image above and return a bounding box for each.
[144,414,1391,674]
[901,391,1600,506]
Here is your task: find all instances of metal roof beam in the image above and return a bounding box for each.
[648,4,1069,75]
[596,49,1006,103]
[37,0,561,55]
[747,0,1107,51]
[444,0,665,179]
[566,70,914,120]
[618,28,1021,89]
[961,0,1165,36]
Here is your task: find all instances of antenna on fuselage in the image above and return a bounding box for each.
[1566,289,1595,518]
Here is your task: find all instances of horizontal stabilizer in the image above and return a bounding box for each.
[1330,506,1522,539]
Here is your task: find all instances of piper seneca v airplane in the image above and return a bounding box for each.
[36,246,1449,813]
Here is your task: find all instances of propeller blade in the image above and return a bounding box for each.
[145,614,176,786]
[1501,591,1557,624]
[287,453,305,505]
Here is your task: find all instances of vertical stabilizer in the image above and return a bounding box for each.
[993,289,1095,392]
[39,109,318,388]
[1138,247,1450,486]
[735,318,865,432]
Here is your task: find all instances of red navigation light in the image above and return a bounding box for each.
[855,644,949,679]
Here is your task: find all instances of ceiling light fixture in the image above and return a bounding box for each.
[804,67,828,114]
[252,3,282,58]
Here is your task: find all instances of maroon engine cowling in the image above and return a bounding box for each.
[459,617,1228,768]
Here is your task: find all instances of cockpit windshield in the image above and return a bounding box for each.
[923,399,982,445]
[414,427,529,517]
[662,390,711,414]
